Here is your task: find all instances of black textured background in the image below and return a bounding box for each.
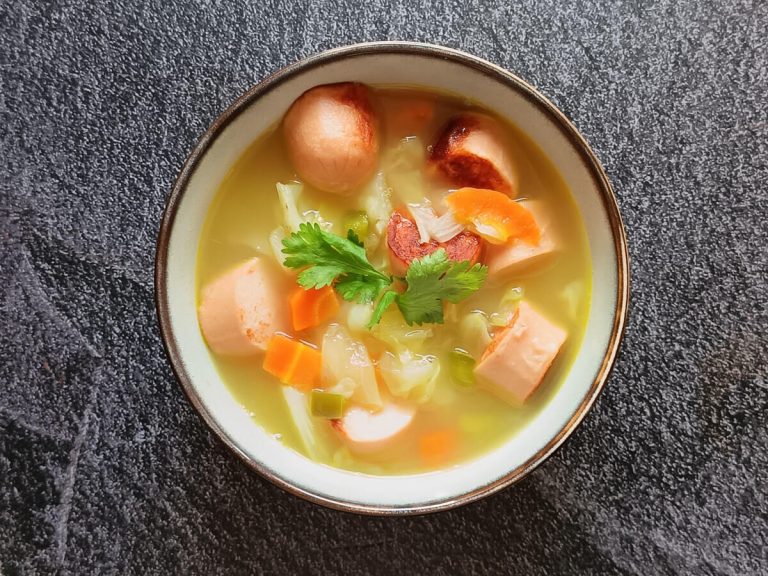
[2,1,767,574]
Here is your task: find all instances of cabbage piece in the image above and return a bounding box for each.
[458,311,492,358]
[281,387,332,460]
[346,303,374,334]
[276,182,304,233]
[326,376,356,399]
[500,286,524,309]
[361,172,393,253]
[379,350,440,403]
[370,309,433,354]
[407,201,465,244]
[321,324,382,409]
[431,210,465,242]
[408,202,435,244]
[302,209,333,232]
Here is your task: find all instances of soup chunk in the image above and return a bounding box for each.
[198,257,286,355]
[333,402,415,453]
[475,301,567,402]
[429,112,518,195]
[486,200,558,277]
[283,82,379,195]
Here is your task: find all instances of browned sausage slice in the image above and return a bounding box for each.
[386,211,482,275]
[429,113,517,196]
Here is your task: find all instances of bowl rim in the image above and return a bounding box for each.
[154,41,630,515]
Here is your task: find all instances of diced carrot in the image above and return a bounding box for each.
[289,286,340,331]
[419,429,458,466]
[445,187,540,245]
[288,343,323,389]
[263,334,322,390]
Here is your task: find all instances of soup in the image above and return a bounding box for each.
[196,84,591,475]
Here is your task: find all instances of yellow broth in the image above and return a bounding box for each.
[196,87,592,475]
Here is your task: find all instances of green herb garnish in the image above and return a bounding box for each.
[282,225,488,327]
[282,223,391,303]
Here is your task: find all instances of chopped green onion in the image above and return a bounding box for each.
[343,211,369,242]
[449,349,476,387]
[310,390,345,419]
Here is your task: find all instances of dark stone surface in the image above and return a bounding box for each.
[1,0,766,573]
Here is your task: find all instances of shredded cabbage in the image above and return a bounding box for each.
[370,309,433,354]
[379,350,440,403]
[346,303,374,334]
[431,211,465,242]
[281,387,332,460]
[458,311,492,357]
[408,202,435,244]
[500,286,525,308]
[276,182,304,233]
[326,376,356,399]
[268,227,288,267]
[321,324,382,409]
[361,172,393,253]
[302,209,333,231]
[407,202,466,244]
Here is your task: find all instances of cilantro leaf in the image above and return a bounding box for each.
[395,249,488,325]
[346,229,364,248]
[335,274,389,304]
[368,289,399,328]
[282,223,390,302]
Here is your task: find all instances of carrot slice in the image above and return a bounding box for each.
[263,334,322,390]
[419,429,458,466]
[445,187,540,245]
[289,286,340,331]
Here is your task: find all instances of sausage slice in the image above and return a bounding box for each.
[474,301,566,402]
[332,403,415,453]
[387,211,482,275]
[486,200,557,277]
[429,112,518,196]
[198,258,286,356]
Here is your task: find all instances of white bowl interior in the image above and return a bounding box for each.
[163,51,619,510]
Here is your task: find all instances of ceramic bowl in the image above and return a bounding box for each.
[155,42,629,514]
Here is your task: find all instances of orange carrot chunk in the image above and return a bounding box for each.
[289,286,340,331]
[445,187,540,245]
[263,334,322,390]
[419,429,458,466]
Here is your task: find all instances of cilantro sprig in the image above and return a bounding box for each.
[282,224,488,326]
[383,249,488,325]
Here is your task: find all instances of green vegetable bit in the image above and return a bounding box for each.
[449,349,476,387]
[310,390,346,419]
[343,211,369,242]
[396,249,489,325]
[282,222,391,303]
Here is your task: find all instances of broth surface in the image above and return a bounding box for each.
[197,87,592,474]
